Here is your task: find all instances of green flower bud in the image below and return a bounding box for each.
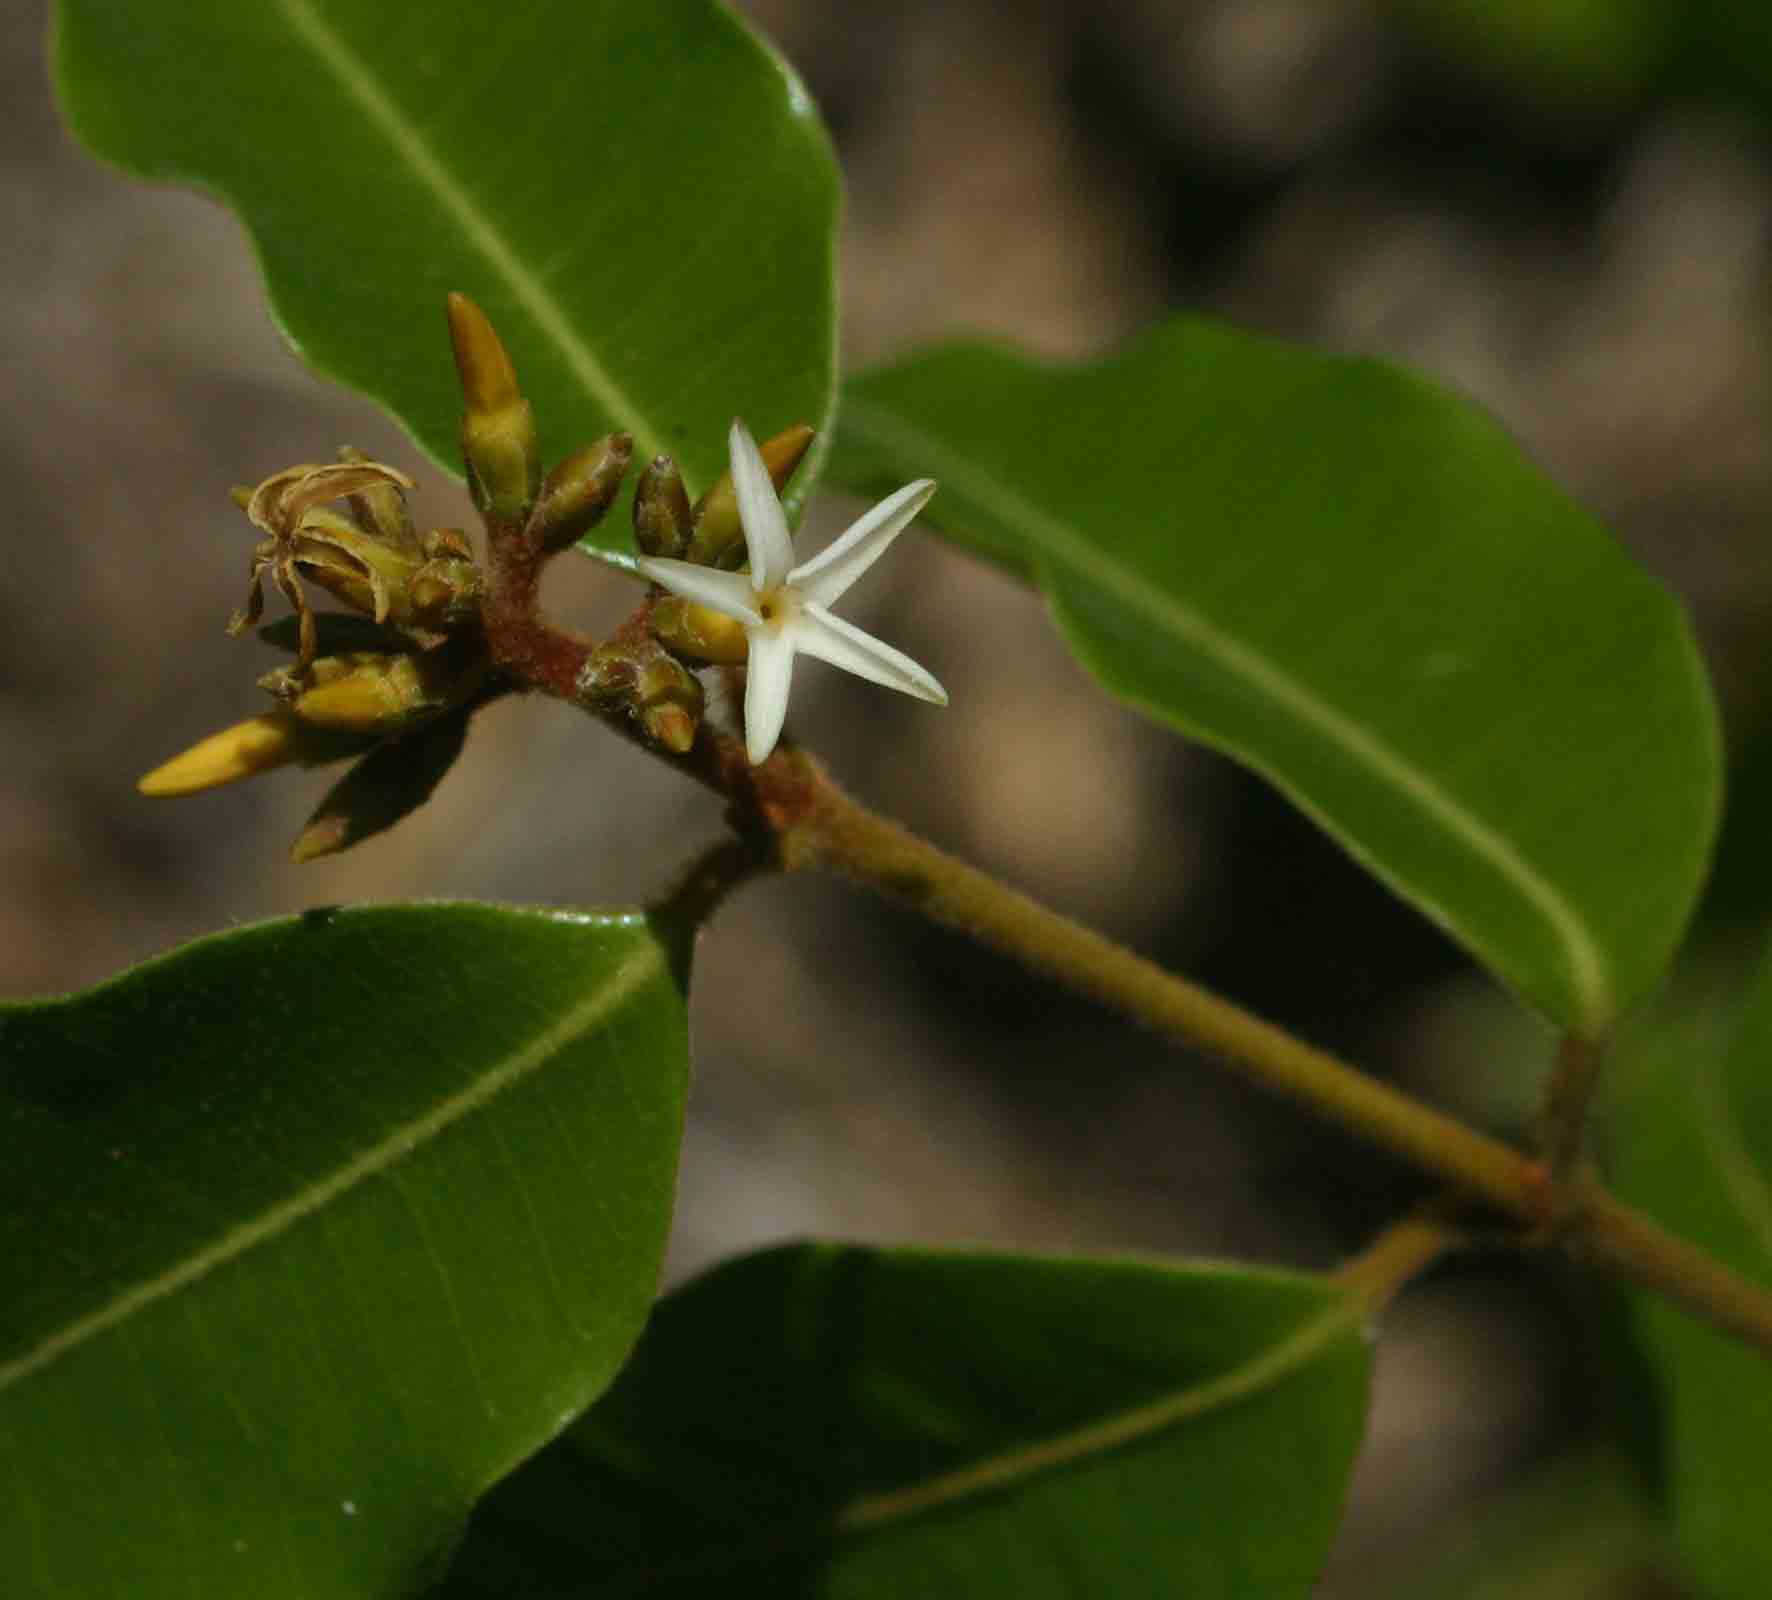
[532,434,634,554]
[446,292,540,520]
[635,654,704,754]
[633,454,692,559]
[576,644,638,703]
[408,557,483,626]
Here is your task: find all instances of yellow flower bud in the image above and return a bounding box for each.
[651,594,749,665]
[446,291,540,520]
[686,423,815,568]
[286,647,484,736]
[634,653,701,711]
[137,712,363,797]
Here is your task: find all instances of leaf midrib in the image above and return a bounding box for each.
[835,1287,1360,1533]
[840,394,1612,1031]
[275,0,668,467]
[577,1284,1362,1593]
[0,940,664,1392]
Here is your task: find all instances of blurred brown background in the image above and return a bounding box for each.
[11,0,1772,1590]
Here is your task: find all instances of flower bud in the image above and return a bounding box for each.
[634,653,702,710]
[635,655,704,754]
[575,641,703,752]
[687,423,815,568]
[651,594,749,665]
[641,702,698,754]
[531,434,633,554]
[446,292,540,520]
[632,455,692,559]
[137,712,367,797]
[576,644,638,703]
[408,557,483,626]
[422,527,476,562]
[281,647,484,736]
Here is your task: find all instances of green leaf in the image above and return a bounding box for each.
[1611,953,1772,1599]
[439,1243,1371,1597]
[52,0,840,555]
[0,903,688,1598]
[830,324,1720,1031]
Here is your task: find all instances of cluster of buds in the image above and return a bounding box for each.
[140,290,947,860]
[574,423,818,753]
[137,293,665,862]
[139,450,497,862]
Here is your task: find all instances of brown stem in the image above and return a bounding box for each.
[648,832,778,991]
[481,520,598,700]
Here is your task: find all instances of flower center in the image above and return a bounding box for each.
[757,587,795,629]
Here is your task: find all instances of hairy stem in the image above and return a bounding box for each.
[780,779,1534,1212]
[771,767,1772,1357]
[648,832,778,991]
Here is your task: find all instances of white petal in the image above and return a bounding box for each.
[637,558,762,626]
[729,419,795,592]
[793,605,948,706]
[788,479,937,609]
[743,627,797,764]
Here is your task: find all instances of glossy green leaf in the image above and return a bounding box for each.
[0,904,689,1598]
[52,0,840,553]
[830,324,1720,1031]
[1612,953,1772,1598]
[439,1243,1372,1598]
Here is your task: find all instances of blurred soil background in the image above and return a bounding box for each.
[10,0,1772,1590]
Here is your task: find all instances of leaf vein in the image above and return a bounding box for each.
[0,942,663,1392]
[840,395,1612,1029]
[274,0,666,463]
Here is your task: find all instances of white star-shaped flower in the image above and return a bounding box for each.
[639,420,948,764]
